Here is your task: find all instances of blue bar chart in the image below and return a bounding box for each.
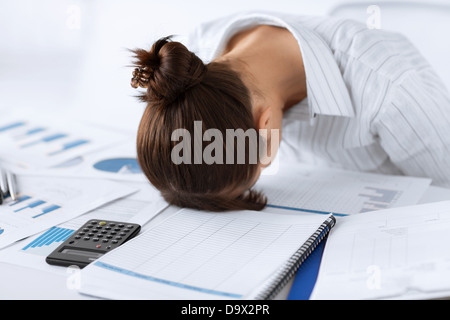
[21,226,75,256]
[9,195,62,219]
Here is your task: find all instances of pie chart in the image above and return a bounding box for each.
[93,158,142,174]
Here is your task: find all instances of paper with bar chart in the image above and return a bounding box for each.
[255,164,431,216]
[0,175,137,249]
[0,182,168,273]
[0,112,130,170]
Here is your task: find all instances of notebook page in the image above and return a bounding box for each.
[256,164,430,216]
[79,209,330,300]
[311,201,450,300]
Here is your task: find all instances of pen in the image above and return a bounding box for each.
[5,171,18,201]
[0,169,18,202]
[0,168,7,196]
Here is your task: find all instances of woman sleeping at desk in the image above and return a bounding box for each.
[129,12,450,212]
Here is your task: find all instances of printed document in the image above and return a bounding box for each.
[311,201,450,300]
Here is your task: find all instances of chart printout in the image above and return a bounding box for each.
[0,175,136,249]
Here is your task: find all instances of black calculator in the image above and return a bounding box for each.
[46,219,141,268]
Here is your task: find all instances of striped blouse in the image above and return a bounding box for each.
[186,11,450,187]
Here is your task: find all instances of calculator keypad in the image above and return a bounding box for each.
[70,220,139,251]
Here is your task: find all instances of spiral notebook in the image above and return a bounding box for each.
[78,208,336,300]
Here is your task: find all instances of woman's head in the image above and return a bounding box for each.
[131,36,275,211]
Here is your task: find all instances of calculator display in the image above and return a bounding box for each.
[60,248,104,260]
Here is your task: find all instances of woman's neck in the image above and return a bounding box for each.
[215,25,307,111]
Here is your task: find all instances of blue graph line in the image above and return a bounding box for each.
[24,127,46,136]
[32,204,61,219]
[21,133,68,148]
[8,195,32,206]
[265,204,348,217]
[14,200,46,212]
[48,139,90,156]
[94,261,243,299]
[0,228,4,236]
[0,122,26,132]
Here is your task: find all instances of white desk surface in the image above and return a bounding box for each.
[2,186,450,300]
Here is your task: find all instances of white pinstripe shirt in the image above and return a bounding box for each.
[187,11,450,187]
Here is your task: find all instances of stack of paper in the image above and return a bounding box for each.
[0,110,169,278]
[311,201,450,300]
[0,175,137,249]
[255,164,431,216]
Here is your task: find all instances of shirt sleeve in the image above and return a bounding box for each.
[374,70,450,187]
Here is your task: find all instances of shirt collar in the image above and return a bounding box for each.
[208,12,355,118]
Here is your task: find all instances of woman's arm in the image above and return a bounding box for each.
[374,70,450,187]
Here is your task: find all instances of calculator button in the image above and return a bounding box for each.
[123,229,130,233]
[110,232,117,235]
[115,237,122,240]
[102,239,109,243]
[118,224,124,227]
[106,235,113,239]
[88,233,94,237]
[83,237,90,241]
[109,223,116,227]
[119,233,126,236]
[96,245,102,248]
[90,221,98,225]
[95,226,102,229]
[99,221,107,226]
[112,240,118,244]
[105,227,111,230]
[82,228,89,232]
[78,232,85,236]
[97,234,103,238]
[75,236,81,239]
[126,225,134,229]
[93,238,99,242]
[114,228,121,231]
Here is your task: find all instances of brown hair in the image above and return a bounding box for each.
[131,36,266,211]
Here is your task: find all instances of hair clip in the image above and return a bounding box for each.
[131,67,150,89]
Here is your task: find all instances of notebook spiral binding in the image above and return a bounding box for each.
[254,215,337,300]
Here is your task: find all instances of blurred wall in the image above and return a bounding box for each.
[1,0,449,131]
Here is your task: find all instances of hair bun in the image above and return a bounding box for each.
[130,35,207,104]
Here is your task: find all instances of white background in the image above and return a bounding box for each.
[4,0,449,134]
